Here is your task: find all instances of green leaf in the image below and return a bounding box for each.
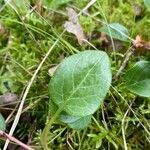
[0,113,6,131]
[43,0,71,9]
[50,101,92,129]
[144,0,150,11]
[49,50,112,117]
[49,99,80,123]
[60,113,91,129]
[67,115,91,130]
[100,23,129,42]
[124,61,150,97]
[60,112,81,123]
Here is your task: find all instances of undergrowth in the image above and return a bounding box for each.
[0,0,150,149]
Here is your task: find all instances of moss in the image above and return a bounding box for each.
[79,15,96,33]
[132,15,150,39]
[109,3,134,28]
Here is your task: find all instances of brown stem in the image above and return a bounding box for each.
[113,46,135,81]
[0,130,34,150]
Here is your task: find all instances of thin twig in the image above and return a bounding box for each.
[78,0,97,16]
[101,104,108,130]
[122,102,133,150]
[113,46,135,81]
[82,39,98,50]
[0,130,33,150]
[6,86,27,123]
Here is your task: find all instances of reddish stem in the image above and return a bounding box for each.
[0,130,34,150]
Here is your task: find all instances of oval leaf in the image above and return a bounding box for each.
[144,0,150,11]
[49,50,112,117]
[0,113,6,131]
[124,61,150,97]
[100,23,129,42]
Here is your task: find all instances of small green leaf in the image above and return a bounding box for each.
[100,23,129,42]
[67,115,91,130]
[43,0,71,8]
[49,50,112,117]
[124,61,150,97]
[60,112,91,129]
[50,102,92,129]
[60,112,81,123]
[144,0,150,11]
[0,113,6,131]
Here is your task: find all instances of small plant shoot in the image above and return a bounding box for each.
[41,50,112,148]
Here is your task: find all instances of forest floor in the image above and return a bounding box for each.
[0,0,150,149]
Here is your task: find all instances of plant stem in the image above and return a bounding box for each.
[41,107,62,150]
[121,102,133,150]
[113,46,135,81]
[0,130,33,150]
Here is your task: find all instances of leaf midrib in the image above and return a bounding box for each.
[63,55,103,106]
[128,79,150,87]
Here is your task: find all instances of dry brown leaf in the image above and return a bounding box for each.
[0,24,6,35]
[133,35,143,48]
[133,35,150,51]
[64,7,86,45]
[48,65,58,77]
[143,42,150,50]
[0,93,18,105]
[99,33,124,52]
[99,33,109,43]
[35,0,42,14]
[67,7,78,23]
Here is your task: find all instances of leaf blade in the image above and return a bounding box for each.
[50,101,92,129]
[67,115,91,130]
[144,0,150,11]
[100,23,129,42]
[124,61,150,97]
[49,50,112,117]
[0,113,6,131]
